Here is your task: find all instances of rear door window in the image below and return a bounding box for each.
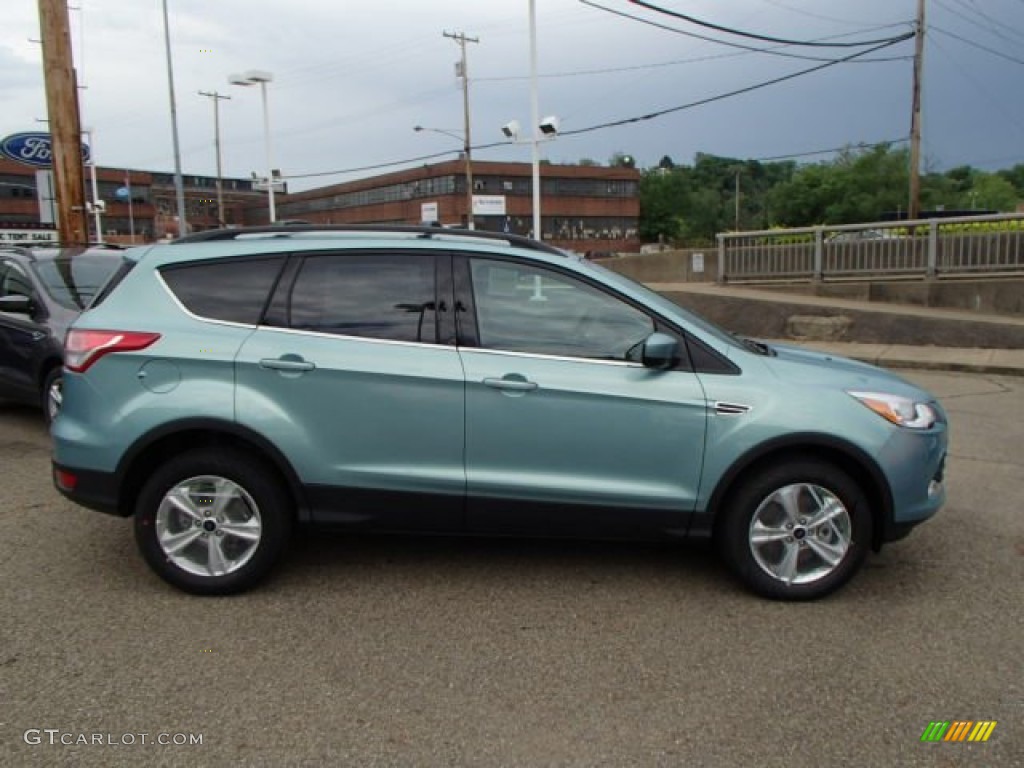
[161,256,285,324]
[266,253,439,344]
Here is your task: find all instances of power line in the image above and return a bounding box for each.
[557,36,911,137]
[934,0,1024,52]
[928,35,1024,139]
[283,35,909,182]
[753,138,910,162]
[931,25,1024,65]
[758,0,883,27]
[579,0,911,63]
[627,0,913,47]
[477,43,909,83]
[283,149,474,180]
[950,0,1024,46]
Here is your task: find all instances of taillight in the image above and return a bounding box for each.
[64,329,161,373]
[55,468,78,491]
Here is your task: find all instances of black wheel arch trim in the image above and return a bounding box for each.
[112,417,312,520]
[696,432,896,548]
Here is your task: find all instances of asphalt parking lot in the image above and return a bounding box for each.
[1,369,1021,767]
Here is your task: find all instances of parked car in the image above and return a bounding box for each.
[51,225,948,599]
[0,244,127,423]
[826,229,904,243]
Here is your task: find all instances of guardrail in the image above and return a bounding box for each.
[716,213,1024,282]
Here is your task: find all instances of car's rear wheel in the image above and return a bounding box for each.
[133,450,292,595]
[717,459,872,600]
[41,367,62,426]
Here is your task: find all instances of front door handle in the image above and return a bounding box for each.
[483,376,538,392]
[259,357,315,372]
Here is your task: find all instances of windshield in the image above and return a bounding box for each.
[31,254,125,310]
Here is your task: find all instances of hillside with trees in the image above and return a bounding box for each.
[635,144,1024,246]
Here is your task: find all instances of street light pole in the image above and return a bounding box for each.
[529,0,541,241]
[82,127,102,243]
[258,78,276,223]
[160,0,187,237]
[199,90,230,226]
[229,70,276,223]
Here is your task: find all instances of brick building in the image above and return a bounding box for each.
[2,157,639,253]
[267,159,640,254]
[0,158,266,244]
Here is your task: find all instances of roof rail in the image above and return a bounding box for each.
[0,241,126,252]
[170,224,565,255]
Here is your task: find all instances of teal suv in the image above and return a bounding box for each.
[52,226,947,599]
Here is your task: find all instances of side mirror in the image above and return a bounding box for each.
[0,294,32,315]
[641,332,677,370]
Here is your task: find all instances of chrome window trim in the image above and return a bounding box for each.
[251,322,447,351]
[459,346,644,369]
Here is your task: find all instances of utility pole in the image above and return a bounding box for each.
[734,169,741,231]
[38,0,88,244]
[199,90,231,226]
[909,0,926,221]
[444,30,478,230]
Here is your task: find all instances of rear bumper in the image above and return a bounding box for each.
[53,463,127,517]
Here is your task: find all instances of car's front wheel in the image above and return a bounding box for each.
[717,459,873,600]
[133,450,292,595]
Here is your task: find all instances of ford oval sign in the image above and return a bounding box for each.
[0,132,91,168]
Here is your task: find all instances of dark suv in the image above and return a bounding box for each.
[0,244,126,423]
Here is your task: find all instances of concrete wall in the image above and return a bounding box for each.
[601,251,1024,317]
[749,279,1024,317]
[596,249,718,283]
[656,289,1024,349]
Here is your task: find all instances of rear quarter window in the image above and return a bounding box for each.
[160,256,285,324]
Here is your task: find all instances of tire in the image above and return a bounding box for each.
[41,367,62,427]
[716,459,873,600]
[133,449,293,595]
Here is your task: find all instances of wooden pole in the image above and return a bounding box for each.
[38,0,88,244]
[908,0,925,221]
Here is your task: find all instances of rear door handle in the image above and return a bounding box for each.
[259,357,315,372]
[483,377,538,392]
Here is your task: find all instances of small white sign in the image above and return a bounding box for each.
[0,229,59,244]
[421,201,439,223]
[472,195,506,216]
[692,252,705,273]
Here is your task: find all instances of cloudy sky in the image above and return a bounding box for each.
[4,0,1024,191]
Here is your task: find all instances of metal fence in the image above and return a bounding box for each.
[716,213,1024,282]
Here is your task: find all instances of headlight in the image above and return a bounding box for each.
[848,391,937,429]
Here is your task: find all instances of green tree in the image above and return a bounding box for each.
[968,173,1019,212]
[609,151,636,168]
[638,167,688,241]
[767,144,909,226]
